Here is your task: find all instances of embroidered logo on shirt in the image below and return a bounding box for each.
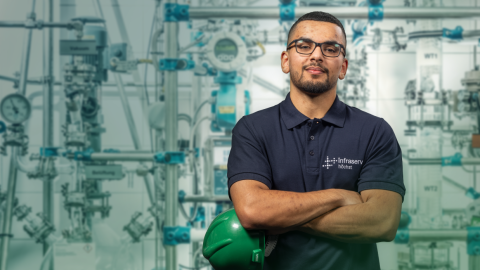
[322,156,363,170]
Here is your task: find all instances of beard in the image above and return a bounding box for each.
[290,64,335,95]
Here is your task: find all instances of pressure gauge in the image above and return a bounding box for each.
[0,93,31,124]
[206,32,247,72]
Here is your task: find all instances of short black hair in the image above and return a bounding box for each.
[287,11,347,51]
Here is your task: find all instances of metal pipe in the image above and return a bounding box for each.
[17,8,36,95]
[408,158,480,165]
[443,176,468,192]
[239,69,284,96]
[113,73,142,149]
[184,195,230,203]
[41,0,55,255]
[164,0,178,268]
[88,153,155,162]
[57,0,76,239]
[0,147,19,270]
[110,0,149,108]
[94,0,158,236]
[0,21,72,28]
[0,73,210,88]
[470,255,480,270]
[188,7,480,20]
[408,229,467,242]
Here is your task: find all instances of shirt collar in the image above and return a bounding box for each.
[280,92,346,129]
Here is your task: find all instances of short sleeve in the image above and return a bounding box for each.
[227,117,272,198]
[358,119,405,200]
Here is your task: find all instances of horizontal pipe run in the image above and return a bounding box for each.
[407,158,480,165]
[89,153,155,162]
[0,21,71,28]
[408,229,467,242]
[183,195,230,203]
[189,7,480,20]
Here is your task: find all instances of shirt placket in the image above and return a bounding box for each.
[306,119,320,171]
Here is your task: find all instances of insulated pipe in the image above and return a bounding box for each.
[0,147,19,270]
[42,0,55,255]
[164,0,179,269]
[408,229,468,242]
[188,7,480,20]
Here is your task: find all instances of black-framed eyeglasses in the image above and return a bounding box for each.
[287,39,346,57]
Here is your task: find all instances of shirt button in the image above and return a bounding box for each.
[310,135,314,141]
[309,150,314,156]
[307,122,312,127]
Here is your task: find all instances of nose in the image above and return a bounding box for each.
[309,44,324,62]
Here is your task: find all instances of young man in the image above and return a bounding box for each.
[228,12,405,270]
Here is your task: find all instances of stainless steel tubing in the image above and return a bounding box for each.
[408,229,467,242]
[0,147,19,270]
[42,0,55,255]
[408,158,480,165]
[0,22,26,27]
[18,26,34,95]
[114,72,142,149]
[188,7,480,20]
[110,0,149,108]
[165,0,179,268]
[183,195,230,203]
[94,0,156,210]
[89,153,155,162]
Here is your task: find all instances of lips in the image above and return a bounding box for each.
[305,66,325,75]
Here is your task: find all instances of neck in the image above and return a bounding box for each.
[289,86,337,119]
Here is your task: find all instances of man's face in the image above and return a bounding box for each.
[281,20,348,96]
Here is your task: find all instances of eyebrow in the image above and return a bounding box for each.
[296,37,343,46]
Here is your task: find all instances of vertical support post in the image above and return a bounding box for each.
[0,147,19,270]
[42,0,55,255]
[58,0,76,234]
[164,0,179,269]
[470,255,480,270]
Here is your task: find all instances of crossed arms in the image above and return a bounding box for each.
[230,180,402,243]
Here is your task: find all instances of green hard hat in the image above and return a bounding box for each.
[203,208,265,270]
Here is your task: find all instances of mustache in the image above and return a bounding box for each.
[303,64,328,73]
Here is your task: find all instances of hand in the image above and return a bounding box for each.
[337,190,364,206]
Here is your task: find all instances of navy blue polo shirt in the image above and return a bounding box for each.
[227,93,405,270]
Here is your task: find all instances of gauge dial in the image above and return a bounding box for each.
[0,93,31,124]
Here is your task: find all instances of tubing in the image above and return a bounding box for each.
[183,195,230,203]
[88,152,155,162]
[164,0,179,268]
[188,7,480,20]
[42,0,55,254]
[407,158,480,165]
[0,147,19,270]
[408,229,467,242]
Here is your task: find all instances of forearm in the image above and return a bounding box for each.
[298,192,401,243]
[236,187,344,230]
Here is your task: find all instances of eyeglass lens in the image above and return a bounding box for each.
[296,40,341,57]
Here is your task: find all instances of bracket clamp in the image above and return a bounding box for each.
[279,2,296,22]
[164,3,189,22]
[163,226,190,245]
[159,58,195,71]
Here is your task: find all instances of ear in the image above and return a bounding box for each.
[339,58,348,80]
[281,51,290,74]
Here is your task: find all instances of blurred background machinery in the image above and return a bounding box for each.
[1,0,480,269]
